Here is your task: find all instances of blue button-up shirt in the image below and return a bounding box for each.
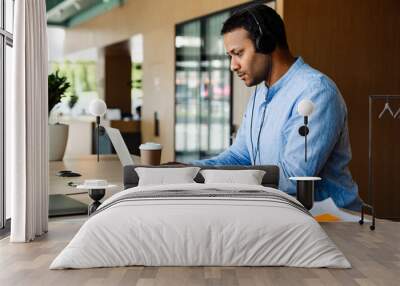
[193,57,359,208]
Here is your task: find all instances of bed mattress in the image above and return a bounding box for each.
[50,183,350,269]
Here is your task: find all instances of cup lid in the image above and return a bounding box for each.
[139,142,162,150]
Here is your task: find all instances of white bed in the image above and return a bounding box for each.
[50,183,351,269]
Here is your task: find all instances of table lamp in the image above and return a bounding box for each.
[289,99,321,210]
[88,99,107,162]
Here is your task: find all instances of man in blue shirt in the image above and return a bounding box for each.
[192,4,361,210]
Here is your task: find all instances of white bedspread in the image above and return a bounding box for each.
[50,183,351,269]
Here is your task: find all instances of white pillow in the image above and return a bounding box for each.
[135,167,201,186]
[200,169,266,185]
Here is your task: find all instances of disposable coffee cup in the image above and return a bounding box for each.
[139,142,162,165]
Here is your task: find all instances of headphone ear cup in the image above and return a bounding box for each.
[258,33,276,54]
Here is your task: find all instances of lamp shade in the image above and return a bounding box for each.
[88,99,107,116]
[298,99,315,117]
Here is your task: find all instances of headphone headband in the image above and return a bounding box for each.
[245,8,264,38]
[235,5,276,54]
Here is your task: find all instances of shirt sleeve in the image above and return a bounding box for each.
[278,78,347,194]
[191,100,252,166]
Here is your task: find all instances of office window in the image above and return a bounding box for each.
[1,0,14,229]
[175,11,231,162]
[48,46,98,118]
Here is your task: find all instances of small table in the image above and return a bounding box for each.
[87,189,106,215]
[77,183,117,215]
[289,177,321,210]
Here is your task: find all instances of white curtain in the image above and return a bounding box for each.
[8,0,49,242]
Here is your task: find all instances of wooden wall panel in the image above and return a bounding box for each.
[104,41,132,114]
[283,0,400,217]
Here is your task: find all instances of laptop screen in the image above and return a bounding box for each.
[105,127,135,166]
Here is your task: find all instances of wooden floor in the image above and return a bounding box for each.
[0,217,399,286]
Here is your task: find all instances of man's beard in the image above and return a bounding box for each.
[246,73,266,87]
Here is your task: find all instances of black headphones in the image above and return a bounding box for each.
[240,5,277,54]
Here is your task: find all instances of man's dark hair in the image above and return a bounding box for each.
[221,4,289,51]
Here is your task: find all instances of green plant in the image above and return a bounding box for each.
[48,71,71,116]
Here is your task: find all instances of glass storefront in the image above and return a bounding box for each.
[175,11,231,162]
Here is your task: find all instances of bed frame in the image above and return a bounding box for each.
[123,165,280,190]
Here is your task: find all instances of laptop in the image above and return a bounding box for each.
[105,127,137,166]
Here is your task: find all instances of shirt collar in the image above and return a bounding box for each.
[263,56,305,100]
